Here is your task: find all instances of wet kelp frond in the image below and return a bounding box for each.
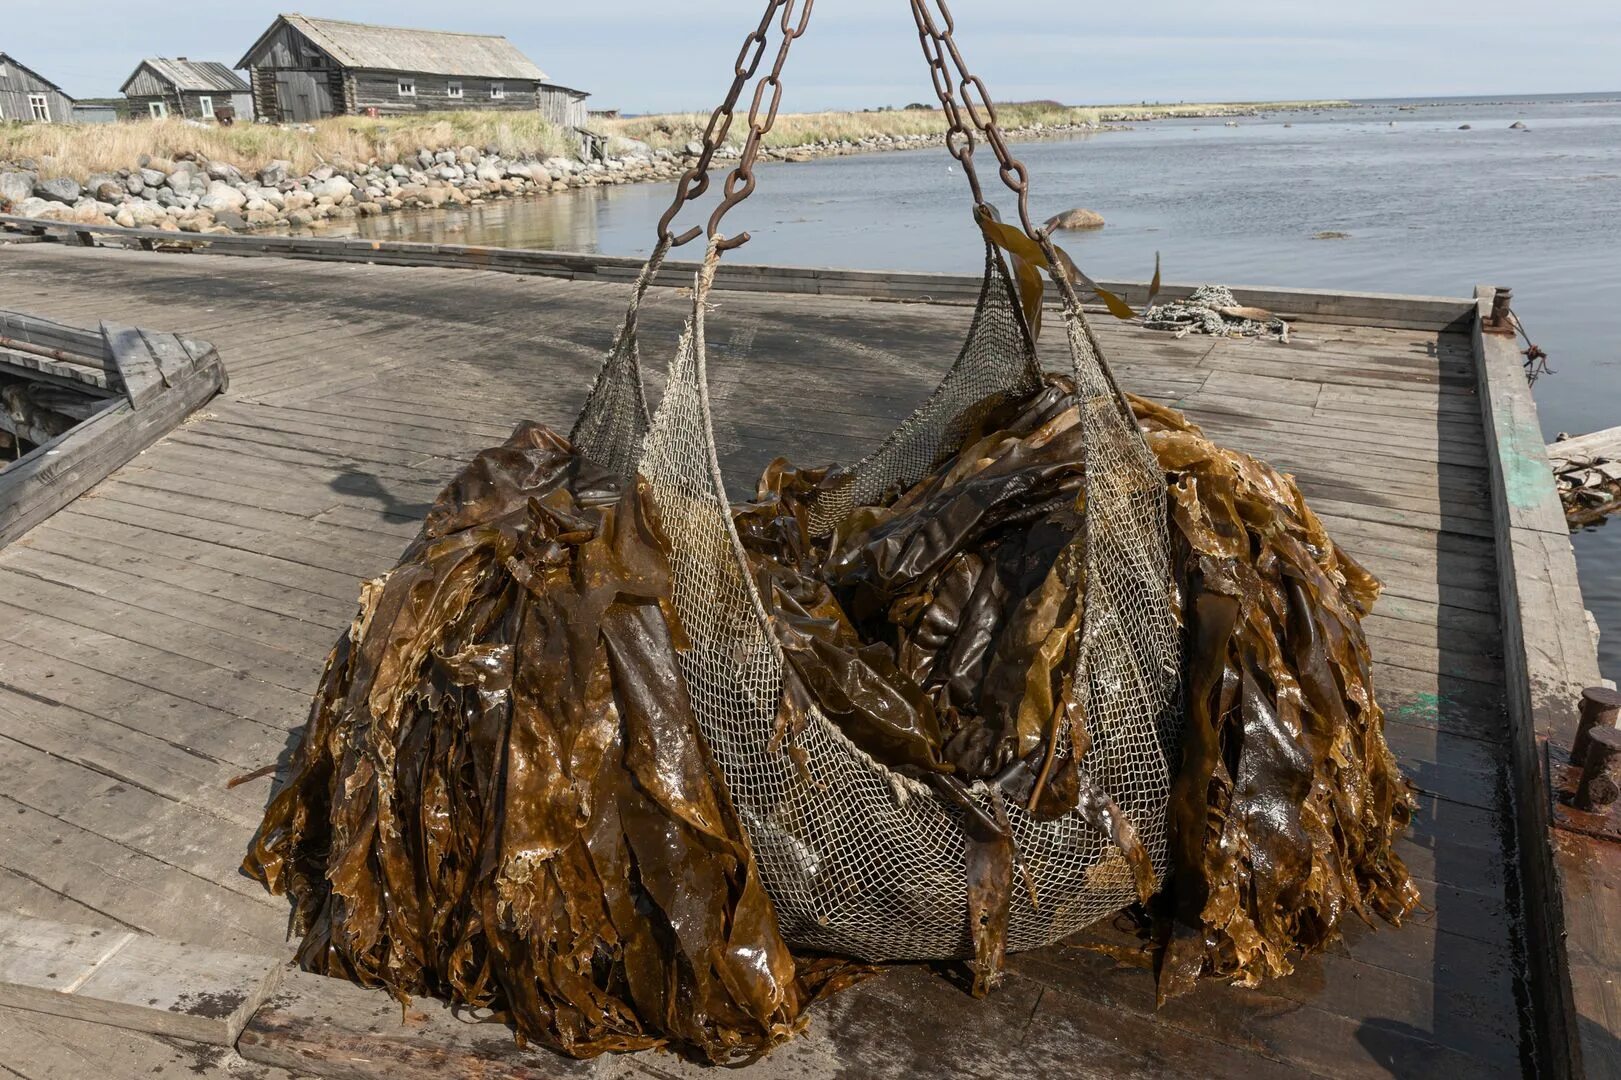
[243,424,864,1062]
[244,382,1417,1058]
[1132,392,1420,999]
[734,376,1417,997]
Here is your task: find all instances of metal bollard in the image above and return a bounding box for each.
[1571,686,1621,764]
[1575,726,1621,811]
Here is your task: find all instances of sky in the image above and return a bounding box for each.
[6,0,1619,107]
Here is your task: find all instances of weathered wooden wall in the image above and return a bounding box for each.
[537,86,589,129]
[349,71,541,115]
[0,55,73,124]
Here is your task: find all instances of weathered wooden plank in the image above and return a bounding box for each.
[100,323,166,408]
[0,915,280,1045]
[1472,285,1611,1080]
[0,1007,309,1080]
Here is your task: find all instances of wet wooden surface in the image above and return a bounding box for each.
[0,245,1522,1078]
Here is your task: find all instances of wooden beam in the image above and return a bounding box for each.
[1547,425,1621,467]
[0,915,281,1046]
[0,214,1481,330]
[101,323,167,408]
[1473,284,1614,1078]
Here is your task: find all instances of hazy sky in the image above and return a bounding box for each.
[7,0,1618,107]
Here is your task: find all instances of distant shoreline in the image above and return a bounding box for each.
[602,100,1355,163]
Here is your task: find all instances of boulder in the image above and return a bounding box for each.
[198,180,248,213]
[0,170,36,207]
[309,164,336,182]
[1044,207,1105,230]
[1458,124,1472,130]
[206,160,243,182]
[308,176,355,202]
[1509,120,1528,130]
[86,173,124,201]
[259,160,291,186]
[165,167,197,192]
[474,162,503,183]
[245,208,280,228]
[33,176,82,204]
[211,209,248,230]
[14,196,53,218]
[139,167,169,188]
[126,200,163,227]
[287,209,315,228]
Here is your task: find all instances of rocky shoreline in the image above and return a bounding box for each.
[0,120,1116,236]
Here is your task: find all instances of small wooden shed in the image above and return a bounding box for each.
[0,52,74,124]
[236,14,587,125]
[120,58,253,121]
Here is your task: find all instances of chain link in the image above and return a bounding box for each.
[907,0,1037,237]
[655,0,1033,253]
[655,0,814,253]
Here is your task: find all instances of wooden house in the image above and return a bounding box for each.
[236,14,588,126]
[120,59,253,121]
[0,52,74,124]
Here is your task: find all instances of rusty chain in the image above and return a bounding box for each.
[655,0,1037,254]
[907,0,1037,238]
[655,0,814,253]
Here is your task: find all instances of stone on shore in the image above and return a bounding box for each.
[198,181,249,213]
[1045,207,1105,231]
[0,171,36,207]
[34,177,82,204]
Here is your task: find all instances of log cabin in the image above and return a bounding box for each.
[120,58,254,122]
[235,14,588,126]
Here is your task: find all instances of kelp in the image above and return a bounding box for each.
[243,423,864,1062]
[1137,395,1420,998]
[734,374,1418,997]
[245,381,1417,1058]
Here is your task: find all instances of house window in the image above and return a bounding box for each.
[149,101,168,119]
[197,95,213,118]
[398,78,415,97]
[489,82,505,100]
[447,80,462,99]
[28,94,50,122]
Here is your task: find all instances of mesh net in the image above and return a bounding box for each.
[592,239,1182,960]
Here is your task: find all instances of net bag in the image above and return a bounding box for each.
[570,0,1182,962]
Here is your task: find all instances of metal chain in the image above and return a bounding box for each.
[655,0,814,253]
[907,0,1037,238]
[654,0,1031,252]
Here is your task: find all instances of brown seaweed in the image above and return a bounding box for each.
[243,424,865,1062]
[245,378,1417,1057]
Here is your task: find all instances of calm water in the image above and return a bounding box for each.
[324,93,1621,680]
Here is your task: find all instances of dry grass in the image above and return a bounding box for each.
[606,99,1350,152]
[0,112,574,181]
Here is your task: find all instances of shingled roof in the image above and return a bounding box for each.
[121,58,250,95]
[239,14,547,81]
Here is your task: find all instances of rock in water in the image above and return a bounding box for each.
[1510,120,1528,130]
[1044,207,1105,231]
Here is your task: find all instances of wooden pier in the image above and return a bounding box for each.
[0,236,1611,1078]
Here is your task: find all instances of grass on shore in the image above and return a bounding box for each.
[605,99,1351,152]
[0,112,574,182]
